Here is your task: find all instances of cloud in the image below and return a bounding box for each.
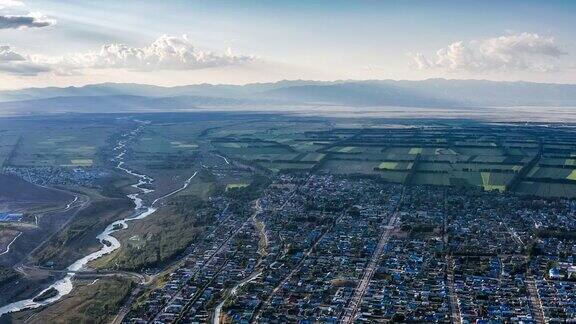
[410,32,567,73]
[0,0,24,9]
[0,45,25,61]
[63,35,254,71]
[0,61,50,75]
[0,35,256,76]
[0,1,56,29]
[0,45,51,75]
[0,12,55,29]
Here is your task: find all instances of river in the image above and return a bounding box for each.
[0,125,196,317]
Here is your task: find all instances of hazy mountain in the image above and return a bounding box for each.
[258,82,459,107]
[0,79,575,115]
[0,80,322,102]
[0,95,268,115]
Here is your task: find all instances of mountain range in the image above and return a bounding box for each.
[0,79,575,115]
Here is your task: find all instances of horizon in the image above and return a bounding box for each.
[3,77,576,92]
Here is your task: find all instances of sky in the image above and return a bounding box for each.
[0,0,575,89]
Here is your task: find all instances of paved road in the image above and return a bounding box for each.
[446,255,463,324]
[251,209,346,323]
[341,211,400,323]
[526,275,546,324]
[149,205,249,323]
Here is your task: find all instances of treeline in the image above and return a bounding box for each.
[110,195,217,271]
[72,278,133,324]
[226,175,270,201]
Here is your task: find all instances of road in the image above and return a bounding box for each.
[446,255,463,324]
[251,200,268,257]
[251,209,346,323]
[526,275,546,324]
[0,231,22,256]
[211,199,267,324]
[149,206,251,323]
[340,210,400,323]
[213,270,262,324]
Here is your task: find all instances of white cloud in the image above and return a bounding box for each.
[0,45,24,61]
[0,35,256,76]
[410,32,567,73]
[0,45,51,75]
[61,35,254,70]
[0,0,24,10]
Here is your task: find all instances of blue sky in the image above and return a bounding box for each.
[0,0,574,88]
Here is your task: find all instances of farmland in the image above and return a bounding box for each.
[3,113,576,200]
[1,112,576,323]
[201,117,576,198]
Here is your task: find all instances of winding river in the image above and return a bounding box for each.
[0,125,196,317]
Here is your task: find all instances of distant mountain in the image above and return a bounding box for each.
[0,95,269,115]
[388,79,576,107]
[0,80,322,102]
[258,82,458,107]
[0,79,575,115]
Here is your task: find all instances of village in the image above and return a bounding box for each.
[124,174,576,323]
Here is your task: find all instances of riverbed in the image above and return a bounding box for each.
[0,124,195,317]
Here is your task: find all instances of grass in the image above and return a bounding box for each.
[91,204,205,271]
[409,147,422,154]
[567,170,576,180]
[258,162,314,173]
[300,153,325,162]
[413,173,451,186]
[435,148,457,155]
[481,172,506,192]
[217,142,245,148]
[64,159,94,167]
[338,146,356,153]
[8,124,113,168]
[378,162,398,170]
[320,160,379,174]
[170,141,198,149]
[226,183,249,191]
[32,198,133,268]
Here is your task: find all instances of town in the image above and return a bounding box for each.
[124,174,576,323]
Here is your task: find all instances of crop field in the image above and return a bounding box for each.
[3,114,576,199]
[258,162,315,173]
[13,132,107,168]
[527,166,573,180]
[412,173,451,186]
[516,181,576,197]
[318,160,380,175]
[0,131,19,168]
[328,152,389,161]
[376,161,413,171]
[327,146,365,153]
[205,118,576,197]
[416,162,453,172]
[299,153,325,162]
[226,183,249,191]
[0,117,119,169]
